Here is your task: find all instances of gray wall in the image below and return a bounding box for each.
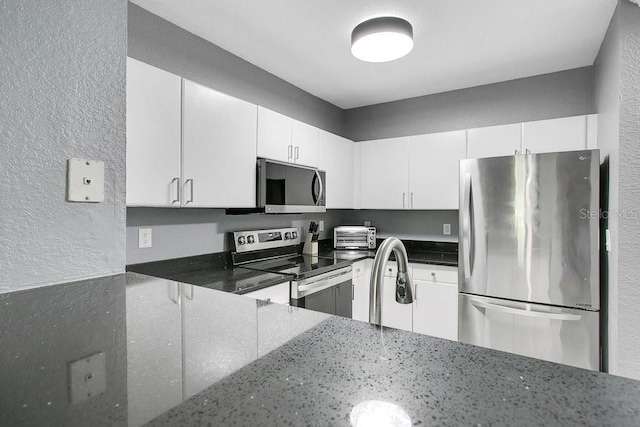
[126,209,354,264]
[594,4,621,375]
[349,210,459,242]
[126,209,459,264]
[0,1,127,292]
[127,2,345,137]
[344,67,595,141]
[617,0,640,381]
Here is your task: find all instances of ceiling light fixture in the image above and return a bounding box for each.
[351,17,414,63]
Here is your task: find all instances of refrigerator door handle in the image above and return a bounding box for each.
[462,173,473,279]
[469,298,582,321]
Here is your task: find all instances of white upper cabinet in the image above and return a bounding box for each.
[126,57,182,207]
[291,119,319,167]
[467,123,522,159]
[182,80,257,208]
[319,130,354,209]
[522,114,598,154]
[359,137,409,209]
[257,107,292,163]
[257,107,319,167]
[408,131,467,210]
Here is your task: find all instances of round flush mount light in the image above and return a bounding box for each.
[351,17,414,62]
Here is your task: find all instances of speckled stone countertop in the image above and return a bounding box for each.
[2,272,639,426]
[126,240,458,293]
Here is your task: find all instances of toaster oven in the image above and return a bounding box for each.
[334,226,377,250]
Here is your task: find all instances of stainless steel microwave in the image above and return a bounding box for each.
[257,158,326,213]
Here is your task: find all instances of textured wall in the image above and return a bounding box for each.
[594,4,621,374]
[617,0,640,381]
[344,67,596,142]
[127,2,345,137]
[0,1,127,291]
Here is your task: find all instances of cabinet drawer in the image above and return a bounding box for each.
[243,282,290,305]
[412,264,458,284]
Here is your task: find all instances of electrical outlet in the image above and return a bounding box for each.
[318,220,324,232]
[364,221,371,227]
[443,224,451,235]
[138,228,152,248]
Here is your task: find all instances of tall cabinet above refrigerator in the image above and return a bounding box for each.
[458,149,600,371]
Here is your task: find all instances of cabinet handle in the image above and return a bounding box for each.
[525,149,531,155]
[171,177,180,204]
[294,146,299,160]
[515,149,520,155]
[402,192,406,208]
[288,145,293,161]
[432,272,436,282]
[414,284,418,300]
[352,284,355,300]
[185,179,194,204]
[411,192,414,209]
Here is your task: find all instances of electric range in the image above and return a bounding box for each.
[231,227,353,318]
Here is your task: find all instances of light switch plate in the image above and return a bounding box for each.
[68,352,106,404]
[67,158,105,202]
[443,224,451,235]
[318,220,324,232]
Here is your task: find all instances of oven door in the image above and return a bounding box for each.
[290,267,352,318]
[257,158,326,213]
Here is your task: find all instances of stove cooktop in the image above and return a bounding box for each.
[240,254,351,280]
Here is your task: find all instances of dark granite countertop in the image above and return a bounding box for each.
[126,240,458,293]
[2,272,639,426]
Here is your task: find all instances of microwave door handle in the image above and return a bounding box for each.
[311,170,323,206]
[315,170,323,206]
[311,173,318,204]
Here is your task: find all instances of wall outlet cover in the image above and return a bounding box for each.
[68,352,106,404]
[443,224,452,235]
[364,221,371,227]
[318,220,324,232]
[138,228,152,248]
[67,158,105,202]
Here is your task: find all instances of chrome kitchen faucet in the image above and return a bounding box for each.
[369,237,413,326]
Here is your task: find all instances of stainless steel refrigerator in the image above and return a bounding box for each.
[458,149,600,371]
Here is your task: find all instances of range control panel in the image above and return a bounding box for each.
[233,227,301,253]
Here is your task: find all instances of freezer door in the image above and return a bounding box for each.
[459,150,599,309]
[458,294,599,370]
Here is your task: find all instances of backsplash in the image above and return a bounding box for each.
[127,208,459,264]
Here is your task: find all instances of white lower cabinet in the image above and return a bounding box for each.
[411,264,458,341]
[381,261,413,332]
[242,282,290,305]
[352,260,372,322]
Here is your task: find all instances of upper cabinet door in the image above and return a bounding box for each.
[291,119,319,167]
[257,106,292,163]
[408,131,467,210]
[126,58,182,207]
[467,123,522,159]
[319,131,354,209]
[360,137,409,209]
[182,80,257,208]
[522,115,592,154]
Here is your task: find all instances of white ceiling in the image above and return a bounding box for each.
[131,0,617,109]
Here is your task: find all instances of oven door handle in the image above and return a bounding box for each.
[297,271,351,297]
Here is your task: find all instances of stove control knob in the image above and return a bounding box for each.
[247,235,255,244]
[238,236,246,245]
[292,231,298,239]
[284,232,291,240]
